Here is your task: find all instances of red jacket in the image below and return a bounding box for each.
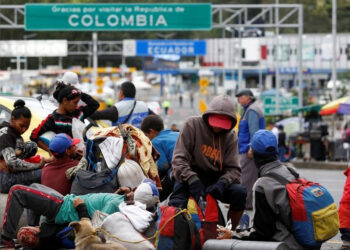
[339,166,350,228]
[41,158,79,195]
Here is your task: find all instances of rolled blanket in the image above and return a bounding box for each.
[91,125,162,189]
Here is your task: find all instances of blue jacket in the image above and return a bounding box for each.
[238,100,265,154]
[152,129,179,177]
[113,97,149,128]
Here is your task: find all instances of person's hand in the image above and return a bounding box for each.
[39,157,46,168]
[115,187,134,201]
[115,186,132,195]
[217,228,232,239]
[206,181,226,200]
[15,149,23,156]
[73,197,85,208]
[189,179,206,202]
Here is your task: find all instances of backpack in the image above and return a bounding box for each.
[156,206,202,250]
[267,167,339,248]
[187,194,225,244]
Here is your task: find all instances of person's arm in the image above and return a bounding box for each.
[1,147,43,171]
[79,92,100,118]
[170,118,197,183]
[219,132,241,184]
[37,140,51,154]
[30,114,55,148]
[89,106,118,122]
[246,110,260,141]
[73,198,91,219]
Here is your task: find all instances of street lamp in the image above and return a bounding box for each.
[225,26,243,95]
[23,33,37,70]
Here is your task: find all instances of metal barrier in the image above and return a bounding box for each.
[203,239,290,250]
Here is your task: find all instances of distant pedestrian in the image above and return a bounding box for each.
[267,121,278,140]
[190,93,194,108]
[162,100,170,115]
[278,125,287,162]
[171,124,179,132]
[339,165,350,250]
[179,95,183,107]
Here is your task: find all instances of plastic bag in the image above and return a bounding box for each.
[72,118,86,151]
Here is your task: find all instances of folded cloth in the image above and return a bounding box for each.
[65,156,88,180]
[118,201,153,233]
[98,137,124,169]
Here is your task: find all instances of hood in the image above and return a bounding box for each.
[203,95,237,131]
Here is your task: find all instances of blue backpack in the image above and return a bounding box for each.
[268,167,339,248]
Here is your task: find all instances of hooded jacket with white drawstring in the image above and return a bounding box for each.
[171,95,241,186]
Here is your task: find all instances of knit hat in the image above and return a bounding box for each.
[134,179,159,208]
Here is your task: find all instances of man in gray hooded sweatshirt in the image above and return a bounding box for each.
[169,95,246,230]
[217,129,311,250]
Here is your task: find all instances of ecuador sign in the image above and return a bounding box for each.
[123,40,206,56]
[25,3,212,31]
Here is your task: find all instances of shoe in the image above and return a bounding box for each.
[0,236,15,248]
[236,213,250,230]
[17,226,40,248]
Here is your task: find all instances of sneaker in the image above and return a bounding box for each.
[236,213,250,230]
[0,236,15,248]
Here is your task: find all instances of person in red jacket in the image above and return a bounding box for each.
[339,166,350,250]
[41,133,80,195]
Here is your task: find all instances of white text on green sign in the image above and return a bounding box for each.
[25,3,212,31]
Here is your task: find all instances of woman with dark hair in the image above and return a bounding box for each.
[30,82,99,153]
[0,100,45,193]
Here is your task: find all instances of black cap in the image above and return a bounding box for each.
[235,89,254,98]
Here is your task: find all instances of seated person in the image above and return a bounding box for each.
[169,95,246,230]
[0,100,46,193]
[217,130,308,250]
[141,115,179,201]
[41,133,81,195]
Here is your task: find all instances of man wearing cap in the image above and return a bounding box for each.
[236,89,265,209]
[217,130,306,250]
[90,81,155,128]
[169,95,246,230]
[41,133,81,195]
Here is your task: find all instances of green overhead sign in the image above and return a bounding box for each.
[25,3,212,31]
[263,96,299,115]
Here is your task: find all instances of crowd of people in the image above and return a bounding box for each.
[0,72,348,250]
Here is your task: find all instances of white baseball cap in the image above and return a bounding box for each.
[61,71,79,85]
